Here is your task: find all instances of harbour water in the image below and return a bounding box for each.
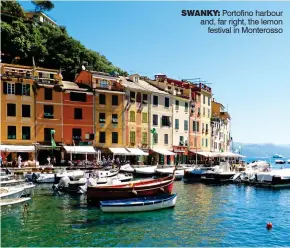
[2,180,290,246]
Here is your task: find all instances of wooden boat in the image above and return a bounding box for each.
[0,197,31,207]
[134,165,157,176]
[100,194,177,212]
[87,175,174,202]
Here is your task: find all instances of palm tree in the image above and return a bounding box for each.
[32,1,54,12]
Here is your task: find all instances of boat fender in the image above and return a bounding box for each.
[132,189,137,195]
[266,222,273,229]
[130,182,134,187]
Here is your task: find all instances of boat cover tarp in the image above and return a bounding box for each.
[151,149,175,156]
[126,148,149,156]
[109,148,130,155]
[0,145,35,152]
[63,146,96,154]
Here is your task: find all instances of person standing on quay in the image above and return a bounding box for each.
[18,155,22,168]
[47,156,51,165]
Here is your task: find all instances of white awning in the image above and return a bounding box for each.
[109,148,130,155]
[218,152,245,158]
[126,148,149,156]
[151,149,175,156]
[0,145,35,152]
[63,146,96,154]
[190,151,219,157]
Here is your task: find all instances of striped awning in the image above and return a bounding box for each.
[109,148,130,155]
[126,148,149,156]
[151,149,175,156]
[63,146,96,154]
[0,145,35,152]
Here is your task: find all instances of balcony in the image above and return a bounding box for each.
[2,71,33,80]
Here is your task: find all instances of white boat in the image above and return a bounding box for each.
[287,159,290,164]
[36,174,55,183]
[0,197,31,207]
[135,166,157,176]
[100,194,177,213]
[275,159,286,164]
[0,179,27,187]
[174,170,184,180]
[254,169,290,188]
[120,164,135,173]
[94,169,119,178]
[155,167,175,176]
[0,187,24,199]
[11,183,36,196]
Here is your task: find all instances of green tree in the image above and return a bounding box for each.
[32,1,54,12]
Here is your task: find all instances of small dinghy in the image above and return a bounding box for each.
[174,170,184,180]
[0,197,31,207]
[100,194,177,213]
[120,164,135,173]
[135,166,157,176]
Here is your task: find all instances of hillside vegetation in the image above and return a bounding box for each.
[1,1,127,81]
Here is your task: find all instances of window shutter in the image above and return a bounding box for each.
[26,84,30,96]
[15,83,22,95]
[3,82,7,94]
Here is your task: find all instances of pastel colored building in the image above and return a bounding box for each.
[75,70,125,152]
[149,75,191,164]
[0,64,35,161]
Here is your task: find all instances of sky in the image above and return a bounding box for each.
[20,1,290,145]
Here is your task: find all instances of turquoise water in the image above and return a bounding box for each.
[2,181,290,247]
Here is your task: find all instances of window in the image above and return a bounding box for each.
[205,138,208,147]
[22,126,31,140]
[130,92,136,103]
[185,102,189,112]
[142,132,147,144]
[44,105,54,119]
[202,123,205,131]
[142,94,148,104]
[161,116,170,127]
[180,89,184,95]
[44,128,54,142]
[72,128,82,140]
[208,97,211,106]
[112,114,118,124]
[175,119,179,130]
[22,84,30,96]
[99,113,106,123]
[7,103,16,116]
[153,114,158,126]
[203,95,206,104]
[50,73,54,79]
[7,83,15,95]
[208,109,210,117]
[44,88,53,100]
[7,126,16,139]
[100,80,108,88]
[180,136,184,145]
[198,107,201,115]
[136,93,142,103]
[203,107,205,116]
[153,95,158,106]
[22,105,30,117]
[153,133,158,144]
[130,131,136,143]
[206,124,209,132]
[165,97,170,108]
[184,120,188,131]
[164,134,168,145]
[74,108,82,119]
[130,111,135,122]
[202,138,204,147]
[70,92,86,102]
[142,113,148,123]
[112,132,118,143]
[193,121,200,132]
[175,100,179,110]
[99,94,106,105]
[99,132,106,143]
[112,95,118,105]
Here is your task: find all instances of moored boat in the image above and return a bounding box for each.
[0,197,31,207]
[100,194,177,213]
[0,187,24,199]
[273,154,283,158]
[174,170,184,181]
[287,159,290,164]
[134,165,157,176]
[87,175,174,202]
[155,167,175,176]
[275,159,286,164]
[183,167,213,182]
[253,169,290,188]
[120,164,135,173]
[201,163,235,183]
